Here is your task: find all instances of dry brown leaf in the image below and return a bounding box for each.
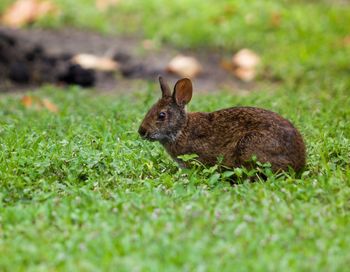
[233,68,256,82]
[96,0,120,11]
[21,95,58,113]
[21,95,33,108]
[142,39,156,50]
[2,0,36,27]
[342,36,350,47]
[72,54,119,72]
[220,59,234,73]
[21,95,42,110]
[166,55,202,78]
[232,49,260,69]
[1,0,58,28]
[270,12,282,28]
[232,49,260,82]
[42,98,58,113]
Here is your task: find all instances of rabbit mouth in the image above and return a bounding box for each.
[147,136,157,142]
[146,133,168,142]
[141,133,158,142]
[140,130,173,142]
[139,127,157,141]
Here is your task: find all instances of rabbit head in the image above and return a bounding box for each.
[138,77,193,143]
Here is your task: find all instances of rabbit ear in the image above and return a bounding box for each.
[173,78,193,106]
[159,76,171,97]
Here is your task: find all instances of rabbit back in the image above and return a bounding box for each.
[163,106,306,172]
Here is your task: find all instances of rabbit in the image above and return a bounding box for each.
[138,76,306,173]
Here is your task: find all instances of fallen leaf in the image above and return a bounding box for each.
[42,98,58,113]
[21,95,58,113]
[21,95,33,108]
[1,0,58,28]
[166,55,202,78]
[232,49,260,69]
[72,54,119,72]
[233,68,256,82]
[221,58,257,81]
[232,49,260,82]
[142,39,156,50]
[270,12,282,28]
[96,0,120,11]
[342,36,350,47]
[220,59,234,72]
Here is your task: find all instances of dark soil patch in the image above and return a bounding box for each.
[0,27,255,93]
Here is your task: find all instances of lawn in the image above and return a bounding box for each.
[1,0,350,271]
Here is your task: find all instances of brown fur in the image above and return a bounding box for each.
[139,77,306,173]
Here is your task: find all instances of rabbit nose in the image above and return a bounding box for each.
[138,126,147,137]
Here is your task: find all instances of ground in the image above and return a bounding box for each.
[0,26,251,93]
[0,0,350,271]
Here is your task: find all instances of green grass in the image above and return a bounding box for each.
[0,81,349,271]
[1,0,350,270]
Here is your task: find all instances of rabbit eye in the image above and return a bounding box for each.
[158,111,166,120]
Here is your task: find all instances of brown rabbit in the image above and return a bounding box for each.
[138,77,306,173]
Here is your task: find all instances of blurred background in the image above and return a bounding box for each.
[1,0,349,93]
[1,2,350,270]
